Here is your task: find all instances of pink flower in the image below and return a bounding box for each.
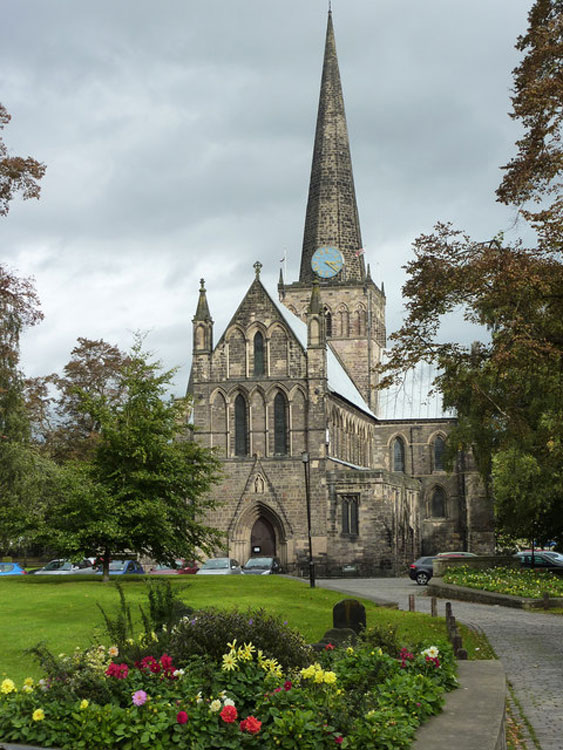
[176,710,188,724]
[132,690,147,706]
[220,705,238,723]
[284,680,292,691]
[335,736,344,745]
[325,643,335,651]
[240,716,262,734]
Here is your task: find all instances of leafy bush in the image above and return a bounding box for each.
[0,638,457,749]
[169,607,313,670]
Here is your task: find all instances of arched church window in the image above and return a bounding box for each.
[431,486,446,517]
[253,331,265,376]
[392,437,406,472]
[325,309,332,338]
[433,435,446,471]
[234,394,248,457]
[274,391,288,455]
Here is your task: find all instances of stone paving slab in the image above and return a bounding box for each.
[317,576,563,750]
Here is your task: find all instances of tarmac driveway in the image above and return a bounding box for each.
[316,576,563,750]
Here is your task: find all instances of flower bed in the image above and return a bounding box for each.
[0,638,456,749]
[442,565,563,598]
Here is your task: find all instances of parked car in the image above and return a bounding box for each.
[436,551,477,558]
[242,557,283,575]
[149,560,199,575]
[514,552,563,571]
[34,559,93,575]
[0,562,26,576]
[517,550,563,564]
[96,560,145,576]
[196,558,242,575]
[408,556,436,585]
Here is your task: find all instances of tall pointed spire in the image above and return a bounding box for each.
[193,278,212,322]
[299,11,365,284]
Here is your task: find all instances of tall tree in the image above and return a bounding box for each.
[496,0,563,250]
[29,338,130,462]
[42,339,223,580]
[0,103,46,216]
[0,265,48,553]
[380,1,563,547]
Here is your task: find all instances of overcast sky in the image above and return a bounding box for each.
[2,0,534,397]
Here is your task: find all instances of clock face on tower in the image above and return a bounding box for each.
[311,246,344,278]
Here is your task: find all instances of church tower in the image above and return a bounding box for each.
[279,10,386,413]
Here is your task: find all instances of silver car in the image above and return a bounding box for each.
[196,557,242,575]
[34,559,93,575]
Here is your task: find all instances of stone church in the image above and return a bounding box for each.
[187,12,494,576]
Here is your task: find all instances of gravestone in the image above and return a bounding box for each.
[332,598,366,634]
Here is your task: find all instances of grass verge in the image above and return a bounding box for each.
[1,575,491,682]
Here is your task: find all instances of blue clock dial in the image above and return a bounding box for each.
[311,246,344,278]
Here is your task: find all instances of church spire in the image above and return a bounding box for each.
[299,11,365,285]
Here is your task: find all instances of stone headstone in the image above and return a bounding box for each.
[332,598,366,634]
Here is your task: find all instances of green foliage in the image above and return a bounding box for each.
[169,607,313,671]
[39,337,223,578]
[443,564,563,598]
[0,633,457,749]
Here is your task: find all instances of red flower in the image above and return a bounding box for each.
[240,716,262,734]
[220,705,238,723]
[324,643,335,651]
[105,662,129,679]
[335,736,344,745]
[284,680,292,691]
[176,710,188,724]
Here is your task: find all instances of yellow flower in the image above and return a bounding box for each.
[80,699,89,710]
[22,684,34,694]
[1,679,16,694]
[23,677,34,688]
[32,709,45,722]
[222,652,238,671]
[323,671,337,684]
[227,638,237,652]
[346,647,354,655]
[314,670,325,683]
[300,664,318,680]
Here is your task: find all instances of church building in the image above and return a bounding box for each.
[187,12,494,576]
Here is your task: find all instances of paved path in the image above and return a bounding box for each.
[316,577,563,750]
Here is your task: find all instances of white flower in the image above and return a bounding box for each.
[22,684,34,693]
[108,646,119,658]
[421,646,439,659]
[195,691,203,704]
[209,699,222,712]
[173,669,185,678]
[223,698,235,707]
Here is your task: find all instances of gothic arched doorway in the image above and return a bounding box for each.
[250,517,276,556]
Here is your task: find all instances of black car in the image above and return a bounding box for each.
[241,556,283,575]
[408,556,435,585]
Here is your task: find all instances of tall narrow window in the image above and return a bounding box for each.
[253,332,265,376]
[325,310,332,338]
[392,438,406,472]
[433,436,445,471]
[431,487,446,518]
[234,395,248,457]
[274,391,288,455]
[341,495,359,536]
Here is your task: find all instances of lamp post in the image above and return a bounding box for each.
[301,451,316,588]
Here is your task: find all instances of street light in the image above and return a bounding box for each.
[301,451,316,588]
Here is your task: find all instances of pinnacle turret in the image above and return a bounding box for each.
[299,11,365,285]
[193,278,212,322]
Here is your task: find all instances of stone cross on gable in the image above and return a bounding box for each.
[253,261,263,278]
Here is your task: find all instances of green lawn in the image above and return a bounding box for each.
[0,575,492,681]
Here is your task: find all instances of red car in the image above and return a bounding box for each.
[149,560,199,575]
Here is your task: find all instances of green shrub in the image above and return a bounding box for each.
[169,607,313,670]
